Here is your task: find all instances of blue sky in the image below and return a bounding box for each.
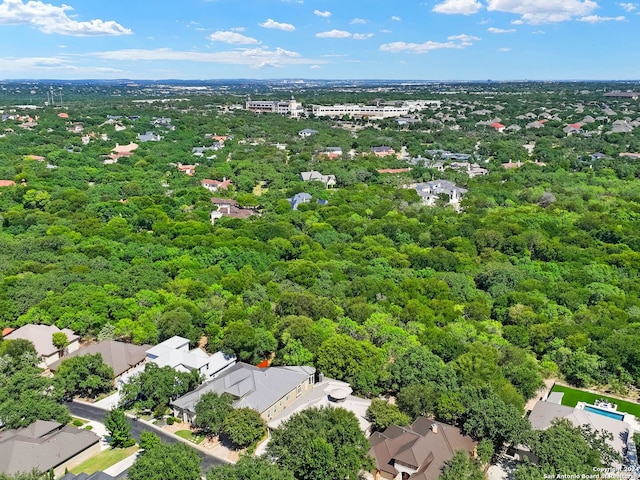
[0,0,638,80]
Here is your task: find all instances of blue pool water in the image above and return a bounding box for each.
[583,405,625,421]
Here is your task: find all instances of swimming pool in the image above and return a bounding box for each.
[583,405,625,421]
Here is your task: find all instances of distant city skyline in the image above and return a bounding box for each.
[0,0,639,81]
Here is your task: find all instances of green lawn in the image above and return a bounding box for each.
[69,445,139,474]
[175,429,204,445]
[551,384,640,418]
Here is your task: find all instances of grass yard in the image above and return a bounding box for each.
[175,429,204,445]
[551,384,640,418]
[69,445,139,474]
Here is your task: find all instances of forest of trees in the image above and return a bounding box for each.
[1,81,640,478]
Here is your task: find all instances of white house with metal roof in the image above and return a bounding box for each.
[146,336,236,380]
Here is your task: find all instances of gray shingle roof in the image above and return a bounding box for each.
[171,362,315,415]
[0,421,99,475]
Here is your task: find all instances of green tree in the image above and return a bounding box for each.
[366,398,411,432]
[51,332,69,358]
[220,407,266,448]
[54,353,114,400]
[438,450,484,480]
[315,334,387,396]
[139,430,161,451]
[207,456,294,480]
[128,442,201,480]
[267,407,373,480]
[104,408,131,448]
[119,363,202,415]
[193,392,234,437]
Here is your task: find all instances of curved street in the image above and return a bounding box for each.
[66,400,227,474]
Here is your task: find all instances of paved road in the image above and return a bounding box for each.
[67,401,226,474]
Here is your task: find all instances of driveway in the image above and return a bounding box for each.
[67,401,227,474]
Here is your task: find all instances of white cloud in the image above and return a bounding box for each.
[433,0,483,15]
[487,27,516,33]
[91,47,319,69]
[351,18,367,24]
[353,33,374,40]
[314,9,331,17]
[230,27,246,32]
[310,64,322,69]
[486,0,599,24]
[316,29,352,38]
[0,0,131,36]
[209,31,260,44]
[379,33,480,53]
[578,14,626,22]
[499,47,512,51]
[391,16,402,21]
[617,2,637,12]
[259,18,296,31]
[531,30,545,34]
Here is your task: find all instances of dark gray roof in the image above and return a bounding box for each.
[49,341,149,377]
[60,472,118,480]
[0,421,99,475]
[172,362,315,415]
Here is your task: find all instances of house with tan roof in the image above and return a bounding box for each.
[369,417,477,480]
[3,324,79,367]
[48,340,149,388]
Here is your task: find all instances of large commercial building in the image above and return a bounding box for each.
[245,96,304,117]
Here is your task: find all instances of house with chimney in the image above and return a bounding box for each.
[369,417,477,480]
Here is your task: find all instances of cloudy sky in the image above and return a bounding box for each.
[0,0,638,80]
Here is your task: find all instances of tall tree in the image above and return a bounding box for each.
[104,408,131,448]
[128,442,201,480]
[267,407,373,480]
[54,353,114,400]
[193,392,234,437]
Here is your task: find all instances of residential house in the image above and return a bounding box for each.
[371,146,396,157]
[300,170,336,188]
[146,336,236,380]
[298,128,318,137]
[0,420,100,477]
[563,123,584,135]
[449,162,489,178]
[289,192,312,210]
[409,180,468,208]
[0,180,16,188]
[4,324,80,367]
[369,417,477,480]
[67,123,84,134]
[201,178,232,193]
[210,197,255,222]
[611,120,634,134]
[111,142,138,157]
[620,152,640,160]
[171,362,316,423]
[137,131,163,142]
[524,393,635,468]
[48,340,149,389]
[177,163,197,176]
[61,472,118,480]
[490,122,506,133]
[192,144,222,157]
[319,147,342,159]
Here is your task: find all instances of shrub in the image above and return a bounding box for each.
[72,419,84,427]
[167,417,175,425]
[123,437,136,447]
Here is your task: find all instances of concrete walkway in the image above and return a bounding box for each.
[103,451,139,478]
